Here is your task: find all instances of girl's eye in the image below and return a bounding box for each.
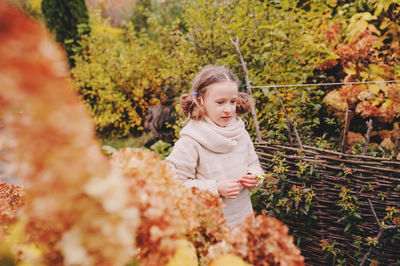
[217,101,224,104]
[231,100,236,103]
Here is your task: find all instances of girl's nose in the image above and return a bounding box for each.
[224,105,232,113]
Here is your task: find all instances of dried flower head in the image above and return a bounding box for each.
[0,182,24,227]
[207,213,304,266]
[111,148,229,265]
[0,3,138,265]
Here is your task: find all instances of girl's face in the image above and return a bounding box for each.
[201,81,238,127]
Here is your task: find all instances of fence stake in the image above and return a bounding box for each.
[229,36,262,142]
[272,86,294,145]
[394,127,400,160]
[291,117,303,149]
[362,119,373,156]
[341,108,353,153]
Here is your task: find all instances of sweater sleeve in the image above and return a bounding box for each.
[245,132,265,177]
[166,136,219,195]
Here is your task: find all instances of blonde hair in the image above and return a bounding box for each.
[180,65,252,120]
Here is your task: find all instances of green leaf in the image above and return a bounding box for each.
[344,222,352,233]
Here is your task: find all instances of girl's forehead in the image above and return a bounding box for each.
[206,81,238,95]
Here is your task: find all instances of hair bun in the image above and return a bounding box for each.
[236,92,252,114]
[180,93,205,120]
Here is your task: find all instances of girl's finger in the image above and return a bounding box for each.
[241,181,256,186]
[242,179,256,183]
[228,183,240,189]
[240,179,254,184]
[228,188,239,193]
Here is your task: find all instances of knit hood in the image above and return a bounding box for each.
[180,116,246,153]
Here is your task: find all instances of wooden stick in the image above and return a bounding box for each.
[362,119,373,156]
[394,127,400,159]
[360,199,400,266]
[290,117,303,149]
[273,85,294,145]
[256,142,400,164]
[341,108,352,153]
[368,198,380,227]
[229,37,262,142]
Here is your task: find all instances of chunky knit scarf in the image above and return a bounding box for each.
[179,116,246,153]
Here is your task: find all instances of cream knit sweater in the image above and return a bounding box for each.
[166,116,264,228]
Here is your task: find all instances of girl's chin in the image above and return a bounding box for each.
[217,119,231,127]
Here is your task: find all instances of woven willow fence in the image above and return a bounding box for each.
[254,142,400,265]
[230,37,400,264]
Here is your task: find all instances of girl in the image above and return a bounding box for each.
[166,65,264,228]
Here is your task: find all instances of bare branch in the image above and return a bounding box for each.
[362,119,373,156]
[360,198,400,266]
[394,127,400,159]
[229,36,262,142]
[360,230,383,266]
[290,118,303,149]
[368,198,381,229]
[341,108,353,153]
[273,85,294,145]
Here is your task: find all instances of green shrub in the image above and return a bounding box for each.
[181,0,335,143]
[72,13,196,137]
[41,0,90,67]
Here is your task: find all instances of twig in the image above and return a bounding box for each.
[368,198,380,226]
[341,108,353,153]
[229,36,262,142]
[273,85,294,145]
[362,119,373,156]
[360,199,400,266]
[394,127,400,159]
[290,118,303,149]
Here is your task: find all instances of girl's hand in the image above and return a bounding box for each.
[217,180,240,199]
[239,173,257,189]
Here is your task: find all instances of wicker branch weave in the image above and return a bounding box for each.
[255,142,400,265]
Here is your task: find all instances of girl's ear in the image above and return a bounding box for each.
[197,96,204,106]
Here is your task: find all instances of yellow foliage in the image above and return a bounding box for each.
[166,239,198,266]
[29,0,42,11]
[369,83,382,95]
[347,12,378,41]
[380,137,395,151]
[72,13,196,137]
[210,254,252,266]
